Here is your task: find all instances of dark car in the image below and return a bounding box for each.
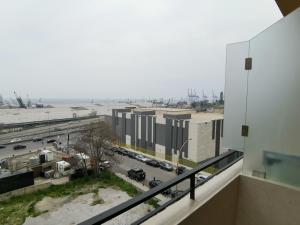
[159,161,174,171]
[127,151,138,158]
[118,148,128,156]
[111,147,119,153]
[0,145,6,149]
[146,159,160,167]
[13,144,26,150]
[47,139,56,143]
[32,137,43,142]
[170,190,184,198]
[149,179,171,195]
[175,166,187,175]
[127,168,146,182]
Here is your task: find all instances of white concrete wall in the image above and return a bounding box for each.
[126,113,131,119]
[125,135,131,145]
[156,117,166,124]
[155,144,165,158]
[188,121,217,162]
[138,116,141,139]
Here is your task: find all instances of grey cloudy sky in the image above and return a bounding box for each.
[1,0,281,99]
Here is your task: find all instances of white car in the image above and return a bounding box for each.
[10,138,22,143]
[99,160,112,169]
[140,156,150,163]
[135,155,145,162]
[196,172,211,182]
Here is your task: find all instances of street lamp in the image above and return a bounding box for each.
[176,138,192,170]
[176,138,192,192]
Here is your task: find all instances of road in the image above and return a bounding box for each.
[0,117,100,145]
[0,127,190,192]
[0,132,79,159]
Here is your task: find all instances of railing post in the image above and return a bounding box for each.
[190,174,195,200]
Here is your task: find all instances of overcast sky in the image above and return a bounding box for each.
[1,0,281,100]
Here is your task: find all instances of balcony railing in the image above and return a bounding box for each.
[79,150,243,225]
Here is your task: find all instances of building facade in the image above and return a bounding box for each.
[108,108,224,164]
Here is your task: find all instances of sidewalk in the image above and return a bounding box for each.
[115,173,168,202]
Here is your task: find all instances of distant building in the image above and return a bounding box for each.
[107,108,224,163]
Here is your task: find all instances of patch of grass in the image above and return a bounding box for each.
[97,171,139,197]
[0,172,140,225]
[90,198,104,206]
[203,166,219,174]
[0,171,160,225]
[146,198,160,209]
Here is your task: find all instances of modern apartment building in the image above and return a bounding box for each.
[81,2,300,225]
[109,108,224,163]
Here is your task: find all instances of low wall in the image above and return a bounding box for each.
[0,182,51,201]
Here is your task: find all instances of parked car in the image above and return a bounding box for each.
[140,156,150,163]
[149,179,171,195]
[99,160,112,170]
[47,139,56,143]
[13,144,26,150]
[175,166,187,175]
[146,159,160,167]
[32,137,43,142]
[0,145,6,149]
[135,154,149,162]
[118,148,128,156]
[10,138,22,143]
[127,168,146,181]
[170,190,184,198]
[196,173,210,182]
[127,151,138,158]
[111,147,119,153]
[159,161,174,171]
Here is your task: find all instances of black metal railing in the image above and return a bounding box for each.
[79,150,243,225]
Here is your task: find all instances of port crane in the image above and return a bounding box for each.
[202,90,208,101]
[212,89,218,103]
[14,91,26,108]
[187,89,200,103]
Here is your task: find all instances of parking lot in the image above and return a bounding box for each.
[110,149,190,191]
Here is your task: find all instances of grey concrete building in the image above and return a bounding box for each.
[109,108,224,163]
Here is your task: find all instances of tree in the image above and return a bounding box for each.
[73,140,89,175]
[78,120,115,174]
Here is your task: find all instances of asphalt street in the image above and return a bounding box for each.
[0,132,79,159]
[0,117,99,144]
[111,153,190,191]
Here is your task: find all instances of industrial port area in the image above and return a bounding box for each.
[0,91,225,225]
[1,1,299,225]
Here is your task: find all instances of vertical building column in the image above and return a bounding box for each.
[165,118,173,160]
[176,120,184,155]
[121,113,126,144]
[141,115,146,149]
[130,114,135,146]
[152,117,156,151]
[172,120,178,154]
[147,116,153,150]
[136,114,139,147]
[183,121,189,158]
[212,120,216,140]
[112,109,116,136]
[215,120,221,157]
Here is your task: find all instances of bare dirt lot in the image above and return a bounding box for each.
[23,187,152,225]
